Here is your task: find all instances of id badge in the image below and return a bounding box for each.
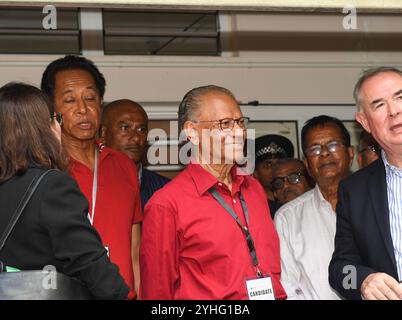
[246,276,276,300]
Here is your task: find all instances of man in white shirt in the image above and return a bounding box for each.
[274,115,354,300]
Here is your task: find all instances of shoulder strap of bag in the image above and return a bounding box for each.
[0,169,54,253]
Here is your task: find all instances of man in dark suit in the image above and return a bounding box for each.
[100,99,170,211]
[329,66,402,300]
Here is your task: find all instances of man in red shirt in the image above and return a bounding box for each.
[99,99,170,211]
[41,55,142,299]
[140,85,286,300]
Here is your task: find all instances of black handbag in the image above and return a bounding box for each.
[0,170,94,300]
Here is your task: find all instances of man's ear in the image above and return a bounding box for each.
[253,170,259,179]
[50,121,61,143]
[356,111,371,133]
[273,189,279,202]
[303,157,312,177]
[99,125,107,143]
[184,121,199,145]
[357,152,363,169]
[348,145,355,168]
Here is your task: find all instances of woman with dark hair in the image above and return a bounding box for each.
[0,82,129,299]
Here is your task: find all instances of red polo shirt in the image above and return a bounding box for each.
[69,143,142,299]
[140,162,286,300]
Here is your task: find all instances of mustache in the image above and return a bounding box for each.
[319,161,337,169]
[283,188,300,198]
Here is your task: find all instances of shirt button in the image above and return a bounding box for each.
[218,183,223,187]
[233,199,237,204]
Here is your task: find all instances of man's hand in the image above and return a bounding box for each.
[361,273,402,300]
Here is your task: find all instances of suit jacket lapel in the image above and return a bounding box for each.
[368,159,398,273]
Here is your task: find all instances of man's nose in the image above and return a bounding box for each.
[76,99,88,114]
[388,100,402,118]
[128,129,140,142]
[320,145,330,157]
[282,179,291,189]
[231,127,245,140]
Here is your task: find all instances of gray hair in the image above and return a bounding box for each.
[353,66,402,111]
[178,85,237,131]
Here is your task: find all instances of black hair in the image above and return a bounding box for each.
[301,115,351,156]
[41,55,106,102]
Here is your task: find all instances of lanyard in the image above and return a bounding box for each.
[138,163,143,186]
[88,148,99,225]
[209,187,263,278]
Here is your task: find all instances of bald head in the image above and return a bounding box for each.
[100,99,149,165]
[102,99,148,126]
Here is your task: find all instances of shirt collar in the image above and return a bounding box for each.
[313,184,332,211]
[69,141,111,169]
[96,140,112,161]
[382,149,402,178]
[187,162,247,196]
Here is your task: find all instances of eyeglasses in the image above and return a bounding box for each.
[272,172,306,190]
[191,117,250,131]
[305,140,345,157]
[50,112,63,126]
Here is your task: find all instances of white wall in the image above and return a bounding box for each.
[0,55,397,106]
[1,12,402,107]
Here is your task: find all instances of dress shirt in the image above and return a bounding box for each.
[140,162,286,300]
[382,151,402,281]
[69,142,142,299]
[274,185,341,300]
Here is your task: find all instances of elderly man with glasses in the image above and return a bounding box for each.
[139,85,287,300]
[274,115,354,300]
[271,158,313,205]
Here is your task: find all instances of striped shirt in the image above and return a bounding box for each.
[382,150,402,281]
